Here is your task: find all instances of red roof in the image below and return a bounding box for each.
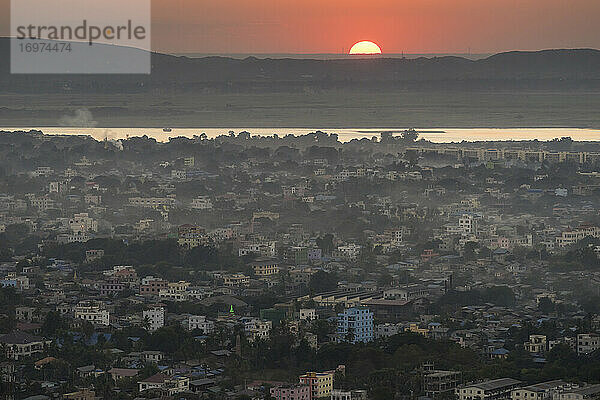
[140,372,168,383]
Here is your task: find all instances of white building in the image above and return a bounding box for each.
[510,380,569,400]
[556,226,600,248]
[375,323,402,339]
[187,315,214,334]
[458,214,477,234]
[190,196,213,210]
[128,197,176,209]
[456,378,522,400]
[577,333,600,355]
[557,385,600,400]
[74,302,110,326]
[143,307,165,332]
[299,308,316,321]
[335,244,362,261]
[243,318,272,342]
[69,213,98,233]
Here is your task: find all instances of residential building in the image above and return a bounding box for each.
[299,308,316,321]
[243,318,272,342]
[187,315,214,334]
[223,273,250,287]
[424,370,461,398]
[299,371,334,400]
[140,277,168,296]
[577,333,600,355]
[557,385,600,400]
[250,258,280,277]
[270,384,311,400]
[74,301,110,326]
[138,373,189,395]
[143,306,165,332]
[511,380,569,400]
[331,390,368,400]
[190,196,213,210]
[337,307,374,344]
[456,378,522,400]
[524,335,548,354]
[0,331,50,360]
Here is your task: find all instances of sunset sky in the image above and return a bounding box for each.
[2,0,600,54]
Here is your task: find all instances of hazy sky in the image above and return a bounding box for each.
[2,0,600,54]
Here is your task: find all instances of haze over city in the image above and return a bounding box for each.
[3,1,600,400]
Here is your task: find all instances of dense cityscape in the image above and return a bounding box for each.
[1,129,600,400]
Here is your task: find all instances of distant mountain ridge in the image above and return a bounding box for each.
[1,37,600,93]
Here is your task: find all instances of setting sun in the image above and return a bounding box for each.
[349,40,382,55]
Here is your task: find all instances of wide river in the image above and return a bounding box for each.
[3,127,600,143]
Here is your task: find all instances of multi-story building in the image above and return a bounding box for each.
[74,301,110,326]
[334,244,362,262]
[458,214,477,234]
[159,281,190,302]
[243,318,272,342]
[139,277,168,296]
[187,315,214,334]
[556,225,600,248]
[250,258,280,277]
[270,384,311,400]
[68,213,98,233]
[177,224,209,248]
[375,323,401,339]
[424,370,461,398]
[30,196,56,211]
[337,307,374,344]
[511,380,569,400]
[99,280,125,297]
[523,335,548,354]
[331,390,368,400]
[0,331,51,360]
[577,333,600,355]
[299,371,334,400]
[143,306,165,332]
[456,378,522,400]
[299,308,316,321]
[190,196,213,210]
[85,249,105,263]
[138,373,189,395]
[223,273,250,287]
[128,197,176,209]
[557,385,600,400]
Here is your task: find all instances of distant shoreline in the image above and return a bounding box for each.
[3,127,600,144]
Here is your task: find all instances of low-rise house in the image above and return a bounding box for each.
[557,385,600,400]
[108,368,139,381]
[270,384,310,400]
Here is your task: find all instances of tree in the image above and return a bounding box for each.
[42,311,64,336]
[316,234,334,255]
[538,297,555,314]
[308,271,338,293]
